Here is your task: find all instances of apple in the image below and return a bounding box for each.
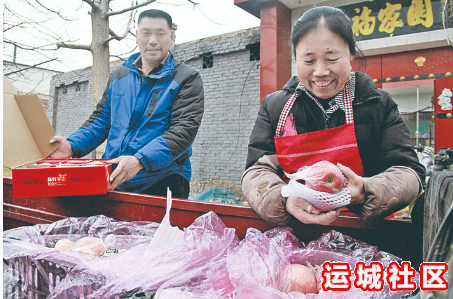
[54,238,75,251]
[73,237,105,256]
[305,161,346,194]
[286,264,319,294]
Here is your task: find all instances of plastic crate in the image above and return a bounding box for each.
[4,255,75,299]
[3,215,159,299]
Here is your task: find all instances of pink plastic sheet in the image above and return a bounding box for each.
[3,213,416,299]
[3,215,160,298]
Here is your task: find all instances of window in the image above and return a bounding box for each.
[246,43,260,61]
[401,111,434,147]
[202,52,213,69]
[74,81,81,91]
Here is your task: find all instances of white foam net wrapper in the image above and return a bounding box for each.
[281,179,351,210]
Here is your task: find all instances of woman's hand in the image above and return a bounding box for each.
[337,163,365,205]
[286,196,342,225]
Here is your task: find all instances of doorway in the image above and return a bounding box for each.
[383,80,434,148]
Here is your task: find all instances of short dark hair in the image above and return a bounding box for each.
[291,6,360,58]
[138,9,172,30]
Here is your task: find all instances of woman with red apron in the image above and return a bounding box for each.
[241,6,424,227]
[274,77,364,222]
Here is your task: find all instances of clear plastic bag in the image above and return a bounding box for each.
[3,215,160,298]
[153,223,415,299]
[3,213,416,299]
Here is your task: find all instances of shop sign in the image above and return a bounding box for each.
[341,0,453,40]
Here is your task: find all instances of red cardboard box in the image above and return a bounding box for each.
[3,76,113,198]
[12,159,113,198]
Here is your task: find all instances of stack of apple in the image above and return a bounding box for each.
[54,236,106,256]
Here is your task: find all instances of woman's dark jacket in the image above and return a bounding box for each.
[246,72,425,182]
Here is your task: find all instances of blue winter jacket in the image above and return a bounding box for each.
[67,52,204,193]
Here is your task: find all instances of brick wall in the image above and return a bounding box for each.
[48,28,261,188]
[175,28,260,186]
[48,61,123,138]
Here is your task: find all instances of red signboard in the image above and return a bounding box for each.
[434,77,453,152]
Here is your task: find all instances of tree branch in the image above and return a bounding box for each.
[103,1,135,45]
[103,29,120,44]
[109,55,128,63]
[109,28,121,40]
[82,0,101,10]
[104,0,157,17]
[4,58,58,76]
[3,22,27,33]
[57,42,92,51]
[104,27,133,44]
[112,44,138,58]
[34,0,75,21]
[4,39,58,51]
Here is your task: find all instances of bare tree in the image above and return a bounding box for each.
[3,1,66,71]
[4,0,156,158]
[56,0,156,108]
[3,0,156,108]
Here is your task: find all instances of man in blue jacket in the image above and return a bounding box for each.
[50,9,204,198]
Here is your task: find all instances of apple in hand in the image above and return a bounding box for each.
[305,161,346,194]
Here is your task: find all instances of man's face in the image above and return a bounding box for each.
[136,17,174,68]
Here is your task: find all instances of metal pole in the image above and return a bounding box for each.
[416,86,420,146]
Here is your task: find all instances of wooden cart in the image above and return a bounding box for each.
[3,176,416,263]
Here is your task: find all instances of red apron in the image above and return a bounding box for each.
[274,84,364,177]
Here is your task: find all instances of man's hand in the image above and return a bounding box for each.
[49,136,74,158]
[286,196,342,225]
[109,156,144,190]
[337,163,365,205]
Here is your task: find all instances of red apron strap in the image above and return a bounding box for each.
[275,91,298,137]
[343,84,354,124]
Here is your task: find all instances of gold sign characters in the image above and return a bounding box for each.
[407,0,434,27]
[352,0,434,37]
[378,3,403,34]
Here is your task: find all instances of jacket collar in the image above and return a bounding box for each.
[133,52,169,75]
[125,51,174,79]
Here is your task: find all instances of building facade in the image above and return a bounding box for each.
[3,61,63,112]
[235,0,453,152]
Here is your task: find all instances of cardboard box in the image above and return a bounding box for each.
[3,76,112,198]
[3,76,59,168]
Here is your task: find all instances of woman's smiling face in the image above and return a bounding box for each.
[295,25,353,99]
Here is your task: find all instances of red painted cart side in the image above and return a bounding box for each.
[3,176,414,261]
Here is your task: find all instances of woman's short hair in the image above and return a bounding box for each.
[291,6,359,58]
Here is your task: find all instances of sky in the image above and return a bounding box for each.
[3,0,261,73]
